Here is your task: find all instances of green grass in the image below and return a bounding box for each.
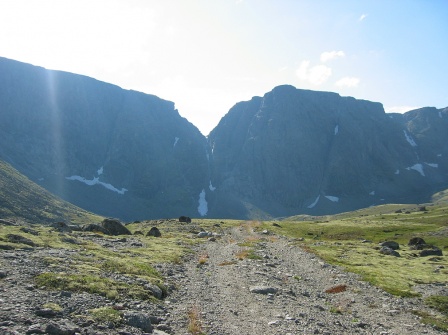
[263,203,448,297]
[89,307,122,325]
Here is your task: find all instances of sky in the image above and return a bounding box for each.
[1,0,447,135]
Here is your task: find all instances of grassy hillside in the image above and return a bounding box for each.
[0,160,103,224]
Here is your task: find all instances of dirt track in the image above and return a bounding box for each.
[165,224,444,335]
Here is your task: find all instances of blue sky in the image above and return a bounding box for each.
[1,0,447,135]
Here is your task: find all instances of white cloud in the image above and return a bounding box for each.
[359,14,368,21]
[385,106,421,113]
[296,61,332,85]
[335,76,360,88]
[320,51,345,63]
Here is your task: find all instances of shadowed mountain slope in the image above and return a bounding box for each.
[0,159,102,224]
[1,58,447,220]
[0,57,210,220]
[208,85,448,218]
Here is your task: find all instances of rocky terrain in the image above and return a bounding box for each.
[1,219,446,335]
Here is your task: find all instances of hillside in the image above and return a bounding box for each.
[0,159,102,224]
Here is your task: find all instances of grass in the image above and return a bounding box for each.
[43,302,63,312]
[89,307,122,325]
[262,203,448,297]
[187,305,205,335]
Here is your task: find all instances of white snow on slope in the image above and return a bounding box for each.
[65,175,128,194]
[198,189,208,216]
[437,154,442,157]
[425,162,438,168]
[395,169,400,175]
[403,130,417,147]
[325,195,339,202]
[209,181,216,191]
[406,164,425,176]
[307,195,320,208]
[334,125,339,135]
[439,111,443,118]
[369,191,375,196]
[173,137,179,147]
[97,166,103,175]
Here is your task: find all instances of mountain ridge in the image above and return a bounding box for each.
[1,56,447,220]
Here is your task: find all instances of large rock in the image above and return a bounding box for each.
[147,227,161,237]
[124,312,153,332]
[379,241,399,250]
[99,219,131,236]
[379,246,400,257]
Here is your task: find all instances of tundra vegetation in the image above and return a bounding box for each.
[0,199,447,331]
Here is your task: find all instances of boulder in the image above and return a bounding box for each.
[51,221,72,233]
[379,241,399,250]
[124,312,153,332]
[379,246,400,257]
[147,227,161,237]
[420,247,443,257]
[408,237,426,246]
[100,218,132,236]
[179,216,192,223]
[82,223,109,234]
[197,231,211,238]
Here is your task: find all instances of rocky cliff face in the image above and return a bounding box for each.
[208,85,448,218]
[1,58,447,220]
[0,57,210,220]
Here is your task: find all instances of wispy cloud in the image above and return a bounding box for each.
[335,77,360,88]
[320,51,345,63]
[359,14,368,21]
[296,61,332,85]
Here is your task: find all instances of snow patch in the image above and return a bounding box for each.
[65,175,128,194]
[334,125,339,135]
[369,191,375,196]
[209,181,216,191]
[437,154,442,157]
[173,137,179,147]
[38,178,44,181]
[406,164,425,176]
[425,162,438,168]
[439,111,443,118]
[325,195,339,202]
[97,166,103,176]
[395,169,400,175]
[403,130,417,147]
[198,189,208,216]
[307,195,320,208]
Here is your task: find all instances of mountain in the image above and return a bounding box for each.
[208,85,448,218]
[0,57,447,220]
[0,57,210,220]
[0,159,102,224]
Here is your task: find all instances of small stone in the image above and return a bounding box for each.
[249,286,279,294]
